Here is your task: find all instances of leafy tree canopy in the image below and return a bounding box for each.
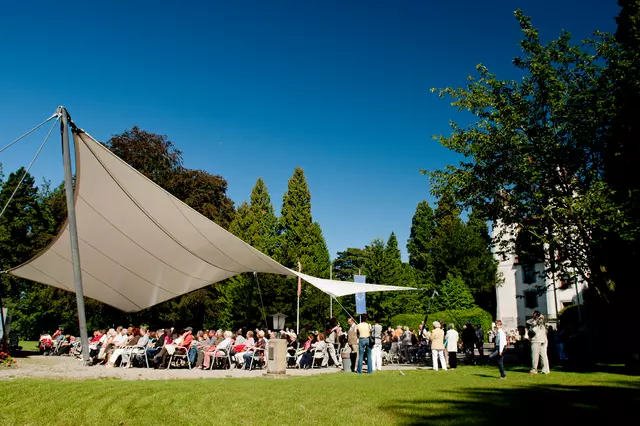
[427,10,631,304]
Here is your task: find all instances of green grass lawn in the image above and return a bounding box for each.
[0,366,638,425]
[17,341,39,352]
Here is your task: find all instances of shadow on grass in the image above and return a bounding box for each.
[10,350,38,358]
[386,381,640,425]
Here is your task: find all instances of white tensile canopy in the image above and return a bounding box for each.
[8,126,415,312]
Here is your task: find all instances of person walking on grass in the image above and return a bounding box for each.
[526,311,550,374]
[356,314,373,375]
[489,320,507,379]
[430,321,447,371]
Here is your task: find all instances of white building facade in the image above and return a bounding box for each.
[493,223,587,330]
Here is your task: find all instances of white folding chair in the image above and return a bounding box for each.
[311,347,325,369]
[212,347,232,370]
[249,346,267,370]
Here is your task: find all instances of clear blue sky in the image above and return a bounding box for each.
[0,0,619,262]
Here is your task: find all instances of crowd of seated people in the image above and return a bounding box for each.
[42,316,492,370]
[39,328,81,356]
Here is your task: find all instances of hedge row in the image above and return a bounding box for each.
[390,307,493,340]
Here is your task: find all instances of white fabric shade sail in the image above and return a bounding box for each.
[293,272,415,298]
[8,125,416,312]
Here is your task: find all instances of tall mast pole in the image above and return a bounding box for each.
[329,264,333,317]
[60,107,90,364]
[297,262,301,335]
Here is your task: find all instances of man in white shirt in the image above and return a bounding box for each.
[445,324,459,369]
[526,311,550,374]
[113,328,127,347]
[489,319,507,379]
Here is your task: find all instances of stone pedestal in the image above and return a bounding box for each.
[266,338,287,375]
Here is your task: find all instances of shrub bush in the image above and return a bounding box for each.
[388,314,424,329]
[390,307,493,341]
[558,304,583,332]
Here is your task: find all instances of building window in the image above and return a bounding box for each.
[524,290,538,309]
[523,264,536,284]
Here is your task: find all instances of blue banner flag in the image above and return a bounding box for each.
[354,275,367,314]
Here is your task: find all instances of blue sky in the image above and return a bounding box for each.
[0,0,619,262]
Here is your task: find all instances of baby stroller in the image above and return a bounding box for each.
[69,337,83,357]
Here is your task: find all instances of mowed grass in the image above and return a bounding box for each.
[0,366,638,425]
[17,341,39,351]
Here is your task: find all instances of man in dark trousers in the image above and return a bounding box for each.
[462,322,477,365]
[475,324,485,363]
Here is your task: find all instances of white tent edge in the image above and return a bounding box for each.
[6,110,418,313]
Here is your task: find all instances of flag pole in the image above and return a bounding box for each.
[297,262,301,335]
[60,107,90,365]
[329,265,333,317]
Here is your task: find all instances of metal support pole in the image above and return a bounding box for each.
[329,265,333,317]
[297,262,301,335]
[0,283,7,351]
[60,107,90,364]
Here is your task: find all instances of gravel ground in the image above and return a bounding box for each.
[0,355,420,381]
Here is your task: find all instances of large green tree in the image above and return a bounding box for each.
[0,168,80,338]
[0,169,55,297]
[361,238,386,321]
[379,233,421,322]
[279,168,331,329]
[105,126,183,189]
[369,233,404,323]
[356,234,423,324]
[381,233,404,287]
[407,201,436,287]
[433,273,476,312]
[464,210,499,313]
[227,178,286,329]
[428,10,628,307]
[603,0,640,336]
[103,127,237,330]
[169,168,235,229]
[105,127,235,229]
[431,194,468,287]
[332,248,366,281]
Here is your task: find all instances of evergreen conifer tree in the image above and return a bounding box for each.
[433,273,476,312]
[407,201,436,287]
[279,168,331,328]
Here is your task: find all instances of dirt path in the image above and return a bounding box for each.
[0,355,419,381]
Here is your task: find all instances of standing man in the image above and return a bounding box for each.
[371,318,383,371]
[445,324,459,369]
[430,321,447,371]
[489,320,507,379]
[475,324,485,363]
[527,311,550,374]
[347,317,359,372]
[356,314,373,374]
[462,323,477,365]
